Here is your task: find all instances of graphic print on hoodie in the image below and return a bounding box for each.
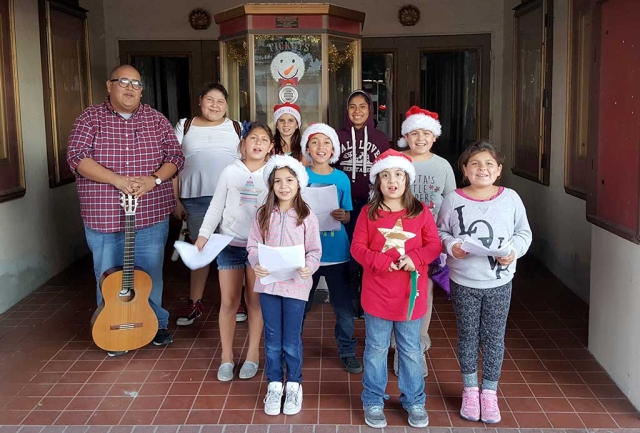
[335,91,390,202]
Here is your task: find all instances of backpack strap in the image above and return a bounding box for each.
[183,117,194,136]
[232,120,242,139]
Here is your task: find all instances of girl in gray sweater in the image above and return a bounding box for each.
[437,141,532,424]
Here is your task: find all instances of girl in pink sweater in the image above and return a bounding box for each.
[247,155,321,417]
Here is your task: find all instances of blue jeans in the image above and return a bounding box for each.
[181,195,212,241]
[84,218,170,329]
[362,312,425,409]
[304,262,356,357]
[260,293,306,383]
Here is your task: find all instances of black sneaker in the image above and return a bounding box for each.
[106,350,128,357]
[153,328,173,346]
[341,356,363,374]
[176,299,204,326]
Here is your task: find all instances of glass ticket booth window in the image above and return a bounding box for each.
[215,4,364,131]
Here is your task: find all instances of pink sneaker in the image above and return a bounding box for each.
[480,389,501,424]
[460,387,480,421]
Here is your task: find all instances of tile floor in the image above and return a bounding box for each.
[0,252,639,430]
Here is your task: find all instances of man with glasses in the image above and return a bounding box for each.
[67,65,185,356]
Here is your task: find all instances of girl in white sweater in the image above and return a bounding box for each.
[195,122,274,382]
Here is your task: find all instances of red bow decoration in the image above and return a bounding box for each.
[279,77,299,86]
[406,105,439,120]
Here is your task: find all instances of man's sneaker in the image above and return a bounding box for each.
[460,387,481,421]
[236,304,248,322]
[480,389,501,424]
[406,404,429,428]
[263,381,283,415]
[176,299,203,326]
[363,405,387,429]
[393,349,399,376]
[283,382,303,415]
[106,350,128,357]
[152,328,173,346]
[340,356,363,374]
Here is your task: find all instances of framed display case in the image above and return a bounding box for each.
[214,4,365,130]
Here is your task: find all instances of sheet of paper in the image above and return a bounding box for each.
[258,243,305,284]
[173,234,234,270]
[460,236,512,258]
[302,185,341,232]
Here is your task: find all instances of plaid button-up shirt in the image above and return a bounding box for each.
[67,98,185,233]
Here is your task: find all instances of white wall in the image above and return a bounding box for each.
[589,227,640,409]
[500,0,591,302]
[0,0,88,313]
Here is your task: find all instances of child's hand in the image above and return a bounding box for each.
[330,209,347,222]
[297,267,311,279]
[496,250,516,266]
[452,243,468,259]
[254,264,270,278]
[194,236,208,251]
[397,255,416,272]
[388,261,399,272]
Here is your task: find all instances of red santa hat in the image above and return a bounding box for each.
[369,149,416,184]
[397,106,442,148]
[273,103,301,128]
[263,154,309,192]
[300,123,341,164]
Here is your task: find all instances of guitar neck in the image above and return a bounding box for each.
[122,213,136,291]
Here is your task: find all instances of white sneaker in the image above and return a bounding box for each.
[263,381,283,415]
[283,382,303,415]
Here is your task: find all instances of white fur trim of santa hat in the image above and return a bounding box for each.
[300,123,341,164]
[263,154,309,192]
[397,106,442,148]
[369,149,416,184]
[273,103,301,128]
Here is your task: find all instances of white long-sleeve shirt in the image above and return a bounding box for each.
[198,159,267,247]
[437,188,532,288]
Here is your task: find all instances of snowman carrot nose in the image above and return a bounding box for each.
[284,65,295,75]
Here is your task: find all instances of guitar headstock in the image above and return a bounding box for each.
[119,192,138,215]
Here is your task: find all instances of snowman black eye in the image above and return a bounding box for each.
[292,59,295,63]
[280,59,283,63]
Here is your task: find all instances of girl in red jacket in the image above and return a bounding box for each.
[351,149,441,429]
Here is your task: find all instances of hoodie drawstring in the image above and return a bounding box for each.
[350,125,370,181]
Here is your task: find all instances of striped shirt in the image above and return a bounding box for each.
[247,207,322,301]
[67,98,184,233]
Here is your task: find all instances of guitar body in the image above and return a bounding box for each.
[92,267,158,352]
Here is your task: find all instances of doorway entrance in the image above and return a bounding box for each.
[362,34,491,181]
[119,40,219,126]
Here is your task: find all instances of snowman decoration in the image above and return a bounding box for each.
[270,51,305,104]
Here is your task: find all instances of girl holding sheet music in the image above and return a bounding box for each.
[350,149,441,429]
[299,123,362,374]
[195,122,274,382]
[247,155,321,416]
[437,141,532,424]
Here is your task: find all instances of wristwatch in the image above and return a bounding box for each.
[150,174,162,185]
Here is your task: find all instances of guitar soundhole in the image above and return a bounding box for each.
[118,289,136,302]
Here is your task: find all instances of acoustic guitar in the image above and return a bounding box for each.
[92,193,158,351]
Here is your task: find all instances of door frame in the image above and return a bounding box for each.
[119,40,219,117]
[363,34,491,143]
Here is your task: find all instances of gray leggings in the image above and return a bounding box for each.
[450,280,512,390]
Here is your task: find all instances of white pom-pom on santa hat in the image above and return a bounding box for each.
[397,106,442,148]
[273,102,302,128]
[369,149,416,184]
[300,123,341,164]
[263,154,309,192]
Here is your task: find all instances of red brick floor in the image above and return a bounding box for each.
[0,253,639,430]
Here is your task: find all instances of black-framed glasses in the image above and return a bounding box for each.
[109,77,143,90]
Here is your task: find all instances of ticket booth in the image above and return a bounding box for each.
[214,3,365,130]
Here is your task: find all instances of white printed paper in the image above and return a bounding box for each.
[302,185,341,232]
[173,234,234,270]
[460,236,512,258]
[258,243,305,284]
